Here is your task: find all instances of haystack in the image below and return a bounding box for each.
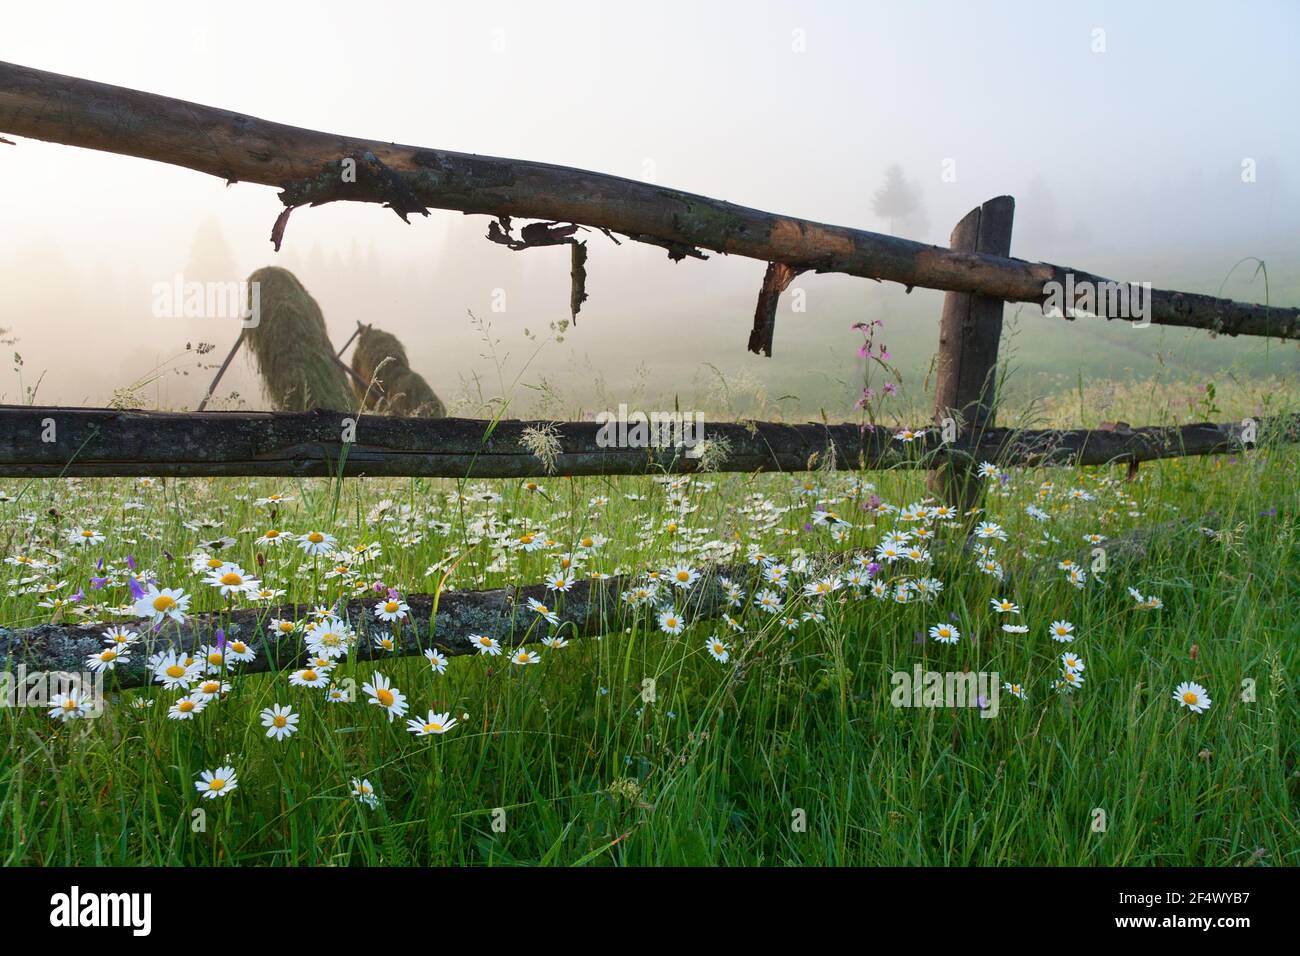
[243,267,353,412]
[351,323,446,417]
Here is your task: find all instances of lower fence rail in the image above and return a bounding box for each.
[0,407,1294,479]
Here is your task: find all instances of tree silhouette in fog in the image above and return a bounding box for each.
[871,164,925,236]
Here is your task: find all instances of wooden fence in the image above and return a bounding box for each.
[1,61,1297,502]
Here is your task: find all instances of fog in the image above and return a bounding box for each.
[1,0,1296,416]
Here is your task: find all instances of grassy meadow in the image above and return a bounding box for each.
[0,371,1297,867]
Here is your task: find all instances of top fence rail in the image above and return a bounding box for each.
[1,61,1296,349]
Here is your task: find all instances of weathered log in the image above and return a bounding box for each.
[0,563,742,691]
[0,406,1293,479]
[929,197,1015,514]
[0,517,1227,690]
[0,61,1295,344]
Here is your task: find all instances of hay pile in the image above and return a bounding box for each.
[244,267,353,412]
[351,323,446,418]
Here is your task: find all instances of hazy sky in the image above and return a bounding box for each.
[1,0,1296,411]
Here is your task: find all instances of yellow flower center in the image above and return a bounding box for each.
[153,595,177,612]
[1183,692,1198,704]
[99,650,116,662]
[208,778,226,791]
[165,664,185,678]
[676,571,690,581]
[301,670,317,682]
[273,715,287,728]
[519,534,535,545]
[179,700,194,712]
[62,698,77,711]
[231,642,246,653]
[207,652,223,665]
[425,723,442,733]
[265,530,279,538]
[220,572,242,586]
[385,601,399,613]
[377,689,395,707]
[308,532,324,544]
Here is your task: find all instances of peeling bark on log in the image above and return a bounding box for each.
[0,406,1293,479]
[570,240,588,320]
[748,262,806,357]
[1,61,1296,342]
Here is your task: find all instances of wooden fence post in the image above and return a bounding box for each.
[928,195,1015,516]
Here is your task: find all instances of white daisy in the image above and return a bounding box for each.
[86,647,127,672]
[1048,620,1075,643]
[374,597,410,623]
[152,650,201,690]
[657,608,686,635]
[469,634,502,656]
[406,710,458,736]
[928,622,960,645]
[48,690,92,722]
[168,695,207,720]
[260,703,299,741]
[362,672,408,722]
[134,585,190,625]
[351,777,378,809]
[297,530,337,555]
[194,766,238,799]
[1174,681,1212,714]
[288,667,331,689]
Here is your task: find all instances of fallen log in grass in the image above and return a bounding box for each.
[0,407,1295,479]
[0,563,745,692]
[0,516,1232,692]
